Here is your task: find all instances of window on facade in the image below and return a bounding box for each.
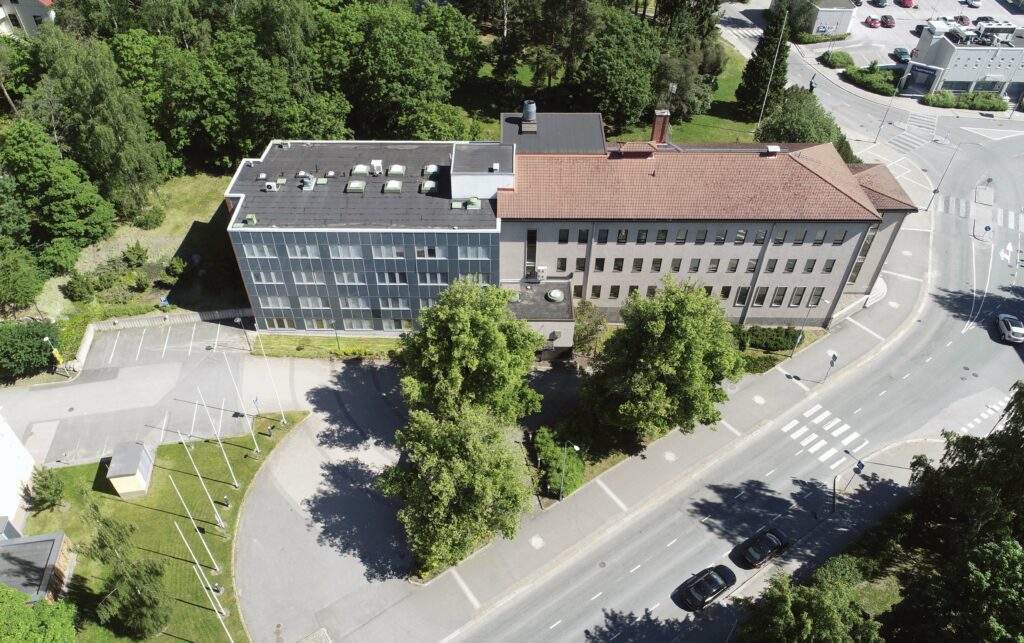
[847,260,865,284]
[557,258,567,272]
[803,259,816,273]
[715,229,727,244]
[340,296,370,309]
[419,272,448,285]
[266,317,295,329]
[790,287,806,307]
[343,318,373,330]
[252,271,282,284]
[823,259,836,274]
[609,285,620,299]
[765,259,777,273]
[859,223,879,259]
[704,286,713,296]
[720,286,732,300]
[293,271,325,285]
[771,287,787,307]
[419,298,436,309]
[591,285,602,298]
[595,258,605,272]
[628,285,639,296]
[632,258,643,272]
[794,230,807,245]
[784,259,797,273]
[243,243,276,259]
[9,15,21,29]
[458,246,489,260]
[708,258,719,273]
[335,272,364,284]
[754,229,767,245]
[382,319,413,330]
[774,230,787,245]
[330,244,362,259]
[380,297,409,309]
[675,229,688,244]
[261,296,289,309]
[671,258,682,272]
[416,246,446,259]
[832,230,847,245]
[299,296,326,309]
[689,258,700,273]
[646,285,657,298]
[598,229,609,244]
[736,286,750,306]
[728,258,739,273]
[734,229,747,244]
[637,230,648,244]
[307,318,330,330]
[378,271,408,284]
[752,286,769,307]
[656,230,668,244]
[695,229,708,244]
[578,229,589,244]
[813,230,826,245]
[573,285,583,298]
[617,229,629,244]
[613,258,624,272]
[288,244,320,259]
[652,258,663,272]
[576,257,586,271]
[558,229,570,244]
[809,287,825,306]
[746,259,757,273]
[373,245,405,259]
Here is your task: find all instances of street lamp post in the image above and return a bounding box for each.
[559,441,580,501]
[234,317,252,351]
[329,319,340,352]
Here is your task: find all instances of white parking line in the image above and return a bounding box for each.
[765,469,776,477]
[188,323,196,357]
[630,564,642,573]
[832,424,851,437]
[790,426,809,440]
[847,317,885,341]
[842,432,861,446]
[803,404,822,417]
[108,331,121,364]
[596,478,628,512]
[162,327,171,358]
[818,447,837,462]
[135,329,147,361]
[720,420,741,436]
[812,410,831,424]
[945,340,953,347]
[808,440,827,454]
[902,373,910,380]
[549,620,562,630]
[450,569,480,610]
[780,419,799,433]
[800,433,819,447]
[590,592,603,601]
[666,539,677,548]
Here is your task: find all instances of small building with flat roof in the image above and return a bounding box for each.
[0,531,74,603]
[106,441,155,499]
[902,20,1024,99]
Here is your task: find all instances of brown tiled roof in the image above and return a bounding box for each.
[498,143,882,222]
[849,163,917,211]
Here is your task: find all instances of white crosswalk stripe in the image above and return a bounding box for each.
[888,130,930,152]
[812,410,831,424]
[841,431,861,446]
[997,209,1005,226]
[823,418,841,432]
[832,423,851,437]
[781,419,799,433]
[791,426,809,439]
[1010,211,1016,230]
[800,433,819,447]
[830,457,847,470]
[818,447,838,462]
[808,440,828,454]
[803,404,822,418]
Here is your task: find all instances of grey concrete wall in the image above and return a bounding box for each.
[845,210,910,296]
[812,7,854,36]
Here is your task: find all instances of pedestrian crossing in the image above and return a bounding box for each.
[888,112,938,153]
[934,194,1022,232]
[781,406,867,471]
[934,194,974,218]
[993,207,1022,231]
[906,113,938,131]
[887,130,931,153]
[959,394,1013,434]
[721,26,763,40]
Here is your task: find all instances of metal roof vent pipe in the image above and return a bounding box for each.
[523,100,537,123]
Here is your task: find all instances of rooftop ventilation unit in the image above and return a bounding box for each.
[296,170,309,178]
[346,180,366,193]
[465,197,482,210]
[383,180,402,193]
[490,162,500,172]
[352,164,369,176]
[325,170,336,178]
[420,180,438,194]
[264,182,278,192]
[523,99,537,123]
[300,175,315,191]
[451,201,464,209]
[257,173,267,180]
[764,145,781,157]
[422,164,439,177]
[244,214,257,225]
[280,141,291,149]
[388,164,406,177]
[370,160,384,176]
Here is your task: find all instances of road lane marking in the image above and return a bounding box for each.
[720,420,741,436]
[596,479,628,512]
[135,329,146,361]
[795,450,804,456]
[812,410,831,424]
[925,356,932,363]
[590,592,603,601]
[776,365,809,391]
[823,418,841,432]
[790,426,809,439]
[945,340,953,347]
[108,331,121,364]
[765,469,776,477]
[878,390,887,397]
[800,433,819,447]
[853,440,869,453]
[830,457,848,470]
[780,420,799,433]
[902,373,910,380]
[833,424,851,437]
[847,317,884,341]
[701,516,710,523]
[549,620,562,630]
[803,404,822,417]
[842,432,860,446]
[818,447,837,462]
[213,324,221,351]
[881,269,923,282]
[630,564,642,573]
[188,323,196,357]
[162,327,171,358]
[648,603,660,613]
[450,569,480,609]
[853,408,861,415]
[666,539,678,548]
[808,440,827,454]
[159,411,169,442]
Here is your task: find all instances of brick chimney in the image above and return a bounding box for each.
[651,109,670,145]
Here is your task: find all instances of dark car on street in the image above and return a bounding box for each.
[895,0,914,7]
[912,23,926,36]
[741,528,790,568]
[893,47,912,63]
[672,565,737,611]
[881,14,896,27]
[974,15,995,24]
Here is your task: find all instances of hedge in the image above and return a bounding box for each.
[921,90,1008,111]
[743,353,782,374]
[534,426,585,499]
[818,51,855,70]
[732,324,802,352]
[795,32,851,44]
[843,64,901,96]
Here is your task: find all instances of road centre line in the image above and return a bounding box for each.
[802,404,822,418]
[630,565,642,574]
[450,569,480,610]
[108,331,121,364]
[162,327,171,358]
[902,373,910,380]
[596,478,628,512]
[720,420,741,436]
[765,469,776,477]
[590,592,603,601]
[188,323,196,357]
[853,408,861,415]
[847,317,885,341]
[548,620,562,630]
[135,329,147,361]
[666,538,678,547]
[881,269,924,282]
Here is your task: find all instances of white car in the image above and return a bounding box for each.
[966,0,981,7]
[997,314,1024,343]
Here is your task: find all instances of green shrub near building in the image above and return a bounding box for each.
[843,63,901,96]
[533,426,585,499]
[818,50,855,70]
[795,32,850,44]
[921,90,1008,111]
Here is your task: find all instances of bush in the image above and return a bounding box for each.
[134,206,165,230]
[795,32,850,44]
[0,320,58,381]
[165,255,187,278]
[843,65,900,96]
[534,426,585,499]
[130,272,150,293]
[922,91,1007,111]
[818,51,855,70]
[61,270,97,303]
[732,323,750,350]
[920,90,956,108]
[29,466,65,512]
[121,241,148,268]
[38,237,81,275]
[744,353,781,373]
[746,326,801,352]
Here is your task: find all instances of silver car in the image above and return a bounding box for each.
[997,314,1024,343]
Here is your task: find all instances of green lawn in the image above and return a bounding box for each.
[25,411,308,642]
[252,333,400,359]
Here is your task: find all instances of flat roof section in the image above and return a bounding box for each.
[0,532,64,602]
[227,141,498,231]
[508,283,574,321]
[500,112,607,155]
[451,143,514,174]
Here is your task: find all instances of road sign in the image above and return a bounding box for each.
[830,353,838,367]
[985,225,992,232]
[160,295,170,307]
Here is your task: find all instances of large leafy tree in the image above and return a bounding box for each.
[757,87,859,164]
[0,320,57,382]
[96,558,171,639]
[399,279,543,423]
[395,100,474,141]
[420,0,486,88]
[376,406,532,573]
[0,245,43,315]
[0,584,77,643]
[582,280,744,447]
[735,6,790,122]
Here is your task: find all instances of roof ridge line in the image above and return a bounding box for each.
[790,145,880,219]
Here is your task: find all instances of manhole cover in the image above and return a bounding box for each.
[68,407,74,412]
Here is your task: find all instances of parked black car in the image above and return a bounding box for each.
[672,565,737,611]
[740,527,790,568]
[912,23,926,36]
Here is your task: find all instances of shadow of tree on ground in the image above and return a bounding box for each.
[306,361,406,451]
[583,605,737,642]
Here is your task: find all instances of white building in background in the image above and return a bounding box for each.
[0,0,54,37]
[0,410,34,536]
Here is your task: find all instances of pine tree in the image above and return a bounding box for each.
[735,7,790,122]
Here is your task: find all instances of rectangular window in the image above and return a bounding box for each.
[595,258,605,272]
[728,258,739,273]
[380,297,409,309]
[813,230,826,245]
[708,258,720,273]
[803,259,816,274]
[557,258,567,272]
[260,296,289,309]
[809,287,825,307]
[715,229,727,245]
[340,296,370,309]
[736,286,750,306]
[704,286,713,297]
[689,258,700,273]
[609,285,620,299]
[598,229,609,244]
[576,257,586,271]
[330,244,362,259]
[617,229,628,244]
[266,317,295,329]
[632,258,643,272]
[578,229,589,244]
[343,318,373,330]
[754,229,767,245]
[613,258,624,272]
[794,230,807,245]
[591,285,602,298]
[457,246,489,260]
[526,229,537,277]
[373,245,405,259]
[299,296,326,309]
[252,271,282,284]
[765,259,777,273]
[243,243,276,259]
[636,230,648,244]
[752,286,769,307]
[773,229,787,245]
[419,298,436,309]
[293,271,325,285]
[646,285,657,298]
[823,259,836,274]
[784,259,796,273]
[832,230,847,245]
[288,244,320,259]
[652,258,663,272]
[734,229,747,244]
[419,272,448,285]
[656,230,668,244]
[382,319,413,330]
[790,287,806,307]
[558,229,570,244]
[416,245,446,259]
[573,285,583,298]
[746,259,757,273]
[720,286,732,300]
[695,229,708,245]
[335,272,364,285]
[671,258,682,272]
[307,318,330,330]
[628,285,639,296]
[847,260,865,284]
[378,271,408,284]
[859,223,879,259]
[675,229,688,244]
[771,287,787,307]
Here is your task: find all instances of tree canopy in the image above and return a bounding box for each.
[736,6,790,122]
[757,86,859,164]
[0,584,77,643]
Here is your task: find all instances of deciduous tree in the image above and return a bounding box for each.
[0,584,77,643]
[756,87,859,164]
[572,299,607,357]
[0,320,57,382]
[96,558,170,639]
[0,245,43,315]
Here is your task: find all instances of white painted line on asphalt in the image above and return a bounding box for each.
[795,449,804,456]
[721,420,741,436]
[135,329,146,361]
[808,440,827,454]
[902,373,910,380]
[159,411,169,442]
[648,602,661,613]
[630,564,642,574]
[450,569,480,610]
[945,340,953,347]
[881,269,924,283]
[812,410,831,424]
[818,448,838,462]
[701,516,710,523]
[188,323,196,357]
[967,421,976,428]
[780,419,799,433]
[973,417,981,424]
[108,331,121,364]
[853,441,869,453]
[213,324,221,351]
[765,469,776,477]
[596,478,628,512]
[823,418,841,432]
[833,424,851,437]
[878,390,887,397]
[925,356,933,363]
[842,432,860,446]
[847,317,885,341]
[666,538,678,548]
[960,427,968,433]
[900,227,932,233]
[800,433,818,447]
[853,408,862,415]
[790,426,809,439]
[591,592,603,601]
[981,410,992,419]
[776,365,809,392]
[438,628,463,643]
[161,327,171,358]
[803,404,822,417]
[549,620,562,630]
[830,457,848,470]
